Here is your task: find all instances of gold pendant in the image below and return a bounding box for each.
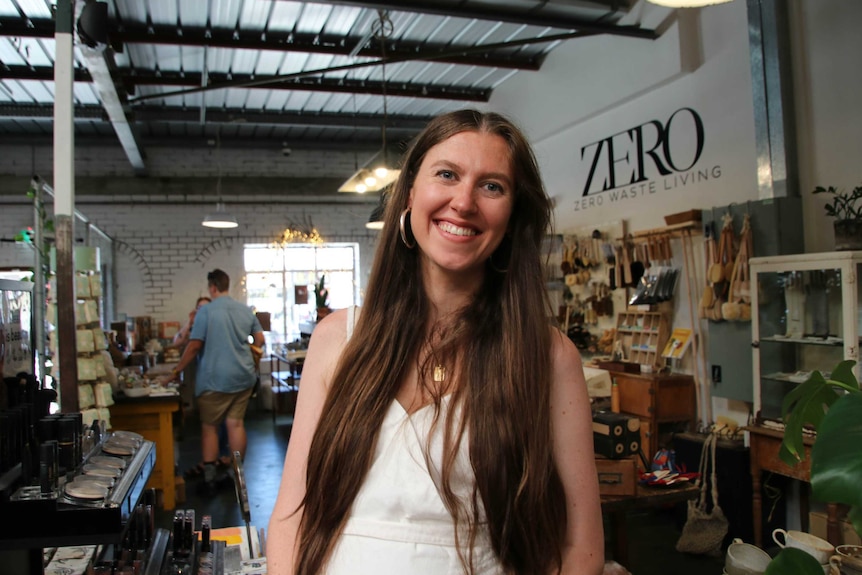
[433,365,446,383]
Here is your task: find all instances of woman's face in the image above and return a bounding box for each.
[408,130,515,280]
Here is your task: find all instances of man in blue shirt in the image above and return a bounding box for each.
[171,269,265,495]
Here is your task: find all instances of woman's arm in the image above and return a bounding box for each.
[266,309,350,575]
[549,329,605,575]
[171,312,195,349]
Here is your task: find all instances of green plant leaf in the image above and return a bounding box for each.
[780,370,841,465]
[765,547,824,575]
[811,392,862,509]
[830,360,860,388]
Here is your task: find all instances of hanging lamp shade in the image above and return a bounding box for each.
[202,202,238,229]
[647,0,733,6]
[339,147,401,193]
[341,10,400,194]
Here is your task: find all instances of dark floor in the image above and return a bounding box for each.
[158,407,725,575]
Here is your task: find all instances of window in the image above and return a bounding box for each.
[244,243,359,344]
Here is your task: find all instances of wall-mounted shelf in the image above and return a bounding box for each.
[614,311,669,369]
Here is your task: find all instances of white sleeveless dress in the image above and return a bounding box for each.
[324,309,505,574]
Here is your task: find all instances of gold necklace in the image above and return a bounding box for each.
[433,364,446,383]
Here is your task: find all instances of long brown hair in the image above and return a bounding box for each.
[296,110,564,574]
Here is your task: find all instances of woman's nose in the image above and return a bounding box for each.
[449,182,477,213]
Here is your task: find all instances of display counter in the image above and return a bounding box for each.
[109,395,180,509]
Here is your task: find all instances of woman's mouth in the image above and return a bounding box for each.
[437,221,478,237]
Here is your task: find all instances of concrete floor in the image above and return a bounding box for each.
[159,407,725,575]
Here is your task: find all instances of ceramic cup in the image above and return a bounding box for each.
[725,538,772,575]
[830,544,862,575]
[773,529,835,565]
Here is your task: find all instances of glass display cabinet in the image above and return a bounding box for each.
[750,251,862,424]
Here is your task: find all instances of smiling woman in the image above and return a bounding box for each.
[267,110,604,575]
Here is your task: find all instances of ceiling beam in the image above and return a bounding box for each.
[114,23,540,71]
[0,64,92,83]
[78,47,147,175]
[127,28,596,104]
[0,134,395,151]
[0,17,540,70]
[0,66,488,102]
[0,103,104,118]
[132,107,431,130]
[0,102,432,131]
[300,0,657,39]
[125,70,489,102]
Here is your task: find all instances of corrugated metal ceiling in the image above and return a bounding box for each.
[0,0,659,175]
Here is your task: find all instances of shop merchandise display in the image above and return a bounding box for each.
[0,411,158,571]
[46,254,116,427]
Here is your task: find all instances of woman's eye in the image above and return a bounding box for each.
[484,182,505,194]
[436,170,455,180]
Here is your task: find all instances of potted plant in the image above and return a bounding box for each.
[813,185,862,250]
[764,359,862,574]
[314,275,331,321]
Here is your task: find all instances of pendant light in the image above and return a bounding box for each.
[646,0,733,7]
[339,11,400,193]
[202,130,238,228]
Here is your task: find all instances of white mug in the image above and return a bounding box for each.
[772,528,835,565]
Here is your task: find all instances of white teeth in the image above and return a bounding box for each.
[438,221,477,237]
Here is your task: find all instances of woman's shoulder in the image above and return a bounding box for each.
[548,325,584,378]
[301,309,355,391]
[307,306,364,352]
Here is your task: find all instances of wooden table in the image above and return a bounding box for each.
[110,394,181,509]
[601,482,700,565]
[746,425,840,547]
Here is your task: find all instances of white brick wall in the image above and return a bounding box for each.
[0,144,370,179]
[0,201,381,325]
[0,141,383,328]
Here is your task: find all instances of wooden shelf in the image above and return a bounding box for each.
[613,311,669,370]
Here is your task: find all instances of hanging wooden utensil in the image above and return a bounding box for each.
[721,213,737,282]
[622,240,633,287]
[709,224,727,283]
[699,232,715,317]
[630,238,645,286]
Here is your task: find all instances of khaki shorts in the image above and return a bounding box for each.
[197,387,254,426]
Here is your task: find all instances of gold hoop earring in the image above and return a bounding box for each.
[488,250,509,273]
[399,208,416,249]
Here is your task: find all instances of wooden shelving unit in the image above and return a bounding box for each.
[614,311,669,369]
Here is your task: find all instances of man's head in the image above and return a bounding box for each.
[207,269,230,296]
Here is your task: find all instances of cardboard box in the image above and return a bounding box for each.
[595,455,638,496]
[809,511,862,546]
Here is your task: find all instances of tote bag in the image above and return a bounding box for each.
[675,432,728,555]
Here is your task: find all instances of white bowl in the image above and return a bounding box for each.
[123,387,150,398]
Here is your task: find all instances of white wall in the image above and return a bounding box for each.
[494,1,757,231]
[791,0,862,253]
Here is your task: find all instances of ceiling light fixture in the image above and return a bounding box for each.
[339,10,400,193]
[202,130,239,228]
[202,202,238,228]
[646,0,733,7]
